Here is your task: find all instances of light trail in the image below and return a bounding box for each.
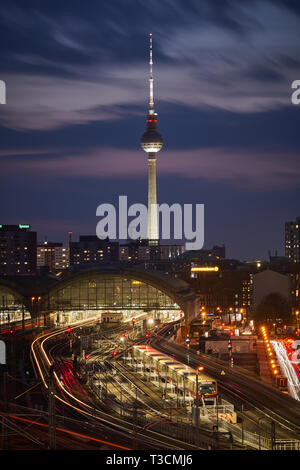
[30,318,190,450]
[151,325,300,436]
[9,415,131,450]
[271,340,300,401]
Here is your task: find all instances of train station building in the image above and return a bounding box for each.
[0,267,200,327]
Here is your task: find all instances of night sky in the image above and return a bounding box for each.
[0,0,300,260]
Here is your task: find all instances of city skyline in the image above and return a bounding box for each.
[1,0,300,260]
[1,1,300,454]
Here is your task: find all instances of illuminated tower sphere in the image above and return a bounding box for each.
[141,33,163,243]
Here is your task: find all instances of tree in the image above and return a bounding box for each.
[254,292,291,324]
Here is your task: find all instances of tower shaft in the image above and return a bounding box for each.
[148,153,158,241]
[140,33,163,244]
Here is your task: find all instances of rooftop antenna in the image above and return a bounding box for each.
[149,33,154,114]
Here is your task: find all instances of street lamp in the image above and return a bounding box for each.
[120,335,127,363]
[295,310,299,329]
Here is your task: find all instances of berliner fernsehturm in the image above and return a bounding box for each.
[141,33,163,243]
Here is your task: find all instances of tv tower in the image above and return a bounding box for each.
[141,33,163,243]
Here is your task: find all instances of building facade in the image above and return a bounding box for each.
[0,224,36,275]
[37,242,69,272]
[70,236,119,267]
[285,216,300,263]
[119,240,184,263]
[252,269,290,313]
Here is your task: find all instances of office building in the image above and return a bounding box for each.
[37,241,69,272]
[70,236,119,267]
[285,216,300,263]
[0,224,37,275]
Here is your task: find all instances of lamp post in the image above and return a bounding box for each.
[120,335,127,363]
[31,296,35,326]
[195,366,204,427]
[295,310,299,330]
[241,401,244,445]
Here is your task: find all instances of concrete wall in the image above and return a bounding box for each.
[205,336,257,355]
[252,269,290,312]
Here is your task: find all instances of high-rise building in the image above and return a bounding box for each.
[0,224,37,275]
[141,33,163,244]
[37,241,69,272]
[285,217,300,263]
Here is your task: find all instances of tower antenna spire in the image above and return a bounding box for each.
[149,32,154,114]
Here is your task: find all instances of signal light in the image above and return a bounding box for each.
[85,354,90,360]
[112,351,118,357]
[67,326,72,334]
[145,331,150,338]
[9,328,13,334]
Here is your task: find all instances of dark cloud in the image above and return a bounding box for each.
[243,65,284,83]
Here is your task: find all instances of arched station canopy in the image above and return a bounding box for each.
[44,267,199,321]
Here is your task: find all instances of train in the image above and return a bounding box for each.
[131,344,218,404]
